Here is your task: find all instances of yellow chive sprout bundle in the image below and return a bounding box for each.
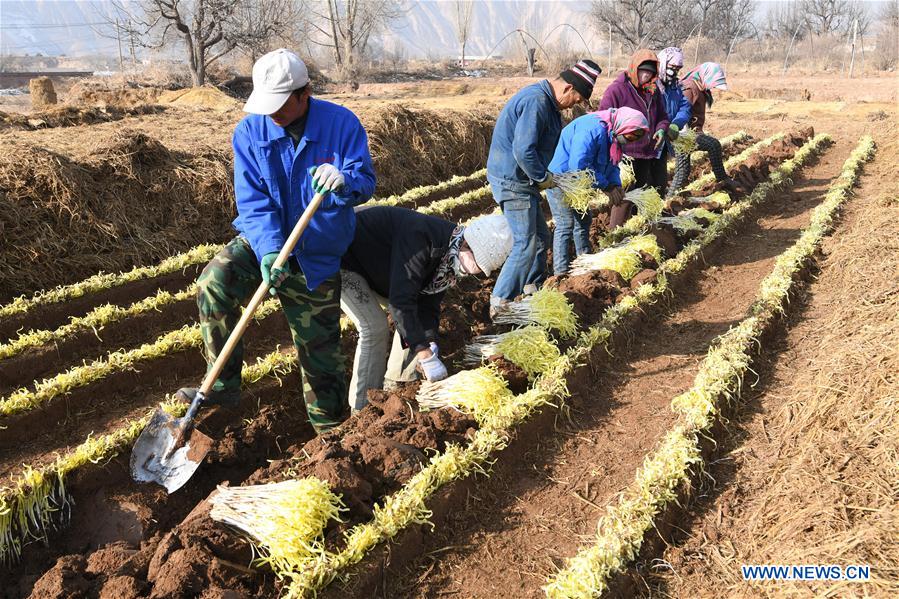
[704,191,732,206]
[624,187,664,220]
[493,288,579,338]
[463,325,561,379]
[672,127,697,154]
[680,207,720,225]
[556,169,597,215]
[626,234,663,262]
[209,478,344,576]
[416,366,513,423]
[619,157,635,190]
[658,213,704,233]
[569,245,643,280]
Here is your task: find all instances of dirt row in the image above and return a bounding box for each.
[639,148,898,598]
[0,131,816,598]
[377,135,849,599]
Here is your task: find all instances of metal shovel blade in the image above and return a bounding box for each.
[130,407,213,494]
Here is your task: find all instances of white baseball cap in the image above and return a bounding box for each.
[244,49,310,115]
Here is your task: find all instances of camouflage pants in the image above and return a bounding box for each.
[196,236,347,433]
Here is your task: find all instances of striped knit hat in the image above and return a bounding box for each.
[560,59,601,100]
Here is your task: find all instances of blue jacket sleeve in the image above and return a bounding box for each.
[333,115,377,207]
[672,87,692,129]
[232,123,285,261]
[512,96,550,183]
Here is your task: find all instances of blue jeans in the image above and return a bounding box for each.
[546,187,593,274]
[491,184,550,301]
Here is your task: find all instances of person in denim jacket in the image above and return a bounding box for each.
[546,107,649,274]
[487,59,601,316]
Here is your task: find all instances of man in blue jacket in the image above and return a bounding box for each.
[178,49,376,434]
[486,59,601,315]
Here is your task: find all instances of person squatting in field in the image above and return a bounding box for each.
[545,107,650,274]
[486,59,602,316]
[339,207,513,411]
[178,48,376,434]
[600,49,671,228]
[669,62,739,195]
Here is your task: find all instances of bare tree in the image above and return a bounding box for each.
[590,0,695,53]
[305,0,404,88]
[874,0,899,68]
[764,1,807,40]
[709,0,757,53]
[104,0,294,86]
[800,0,855,35]
[453,0,475,68]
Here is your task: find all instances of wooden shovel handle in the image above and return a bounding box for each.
[199,192,326,396]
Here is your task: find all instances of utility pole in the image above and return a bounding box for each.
[129,20,137,76]
[695,20,703,65]
[782,22,802,76]
[116,18,125,85]
[607,23,612,76]
[848,18,859,78]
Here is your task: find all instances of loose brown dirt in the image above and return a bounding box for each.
[365,135,852,599]
[634,135,899,598]
[1,72,894,599]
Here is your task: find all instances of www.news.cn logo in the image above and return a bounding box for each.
[742,564,871,581]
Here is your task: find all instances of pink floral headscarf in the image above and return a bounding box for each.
[682,62,728,92]
[593,107,650,164]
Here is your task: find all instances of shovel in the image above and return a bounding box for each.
[131,191,326,493]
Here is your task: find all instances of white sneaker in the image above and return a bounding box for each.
[522,283,539,296]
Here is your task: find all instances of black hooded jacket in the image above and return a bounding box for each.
[341,206,457,349]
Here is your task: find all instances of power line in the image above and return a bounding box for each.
[0,22,109,30]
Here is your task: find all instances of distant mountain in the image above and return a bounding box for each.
[0,0,601,61]
[382,1,601,60]
[0,0,123,57]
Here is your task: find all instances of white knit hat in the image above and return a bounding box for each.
[463,214,513,276]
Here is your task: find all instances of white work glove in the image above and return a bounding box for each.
[418,342,448,382]
[310,163,345,193]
